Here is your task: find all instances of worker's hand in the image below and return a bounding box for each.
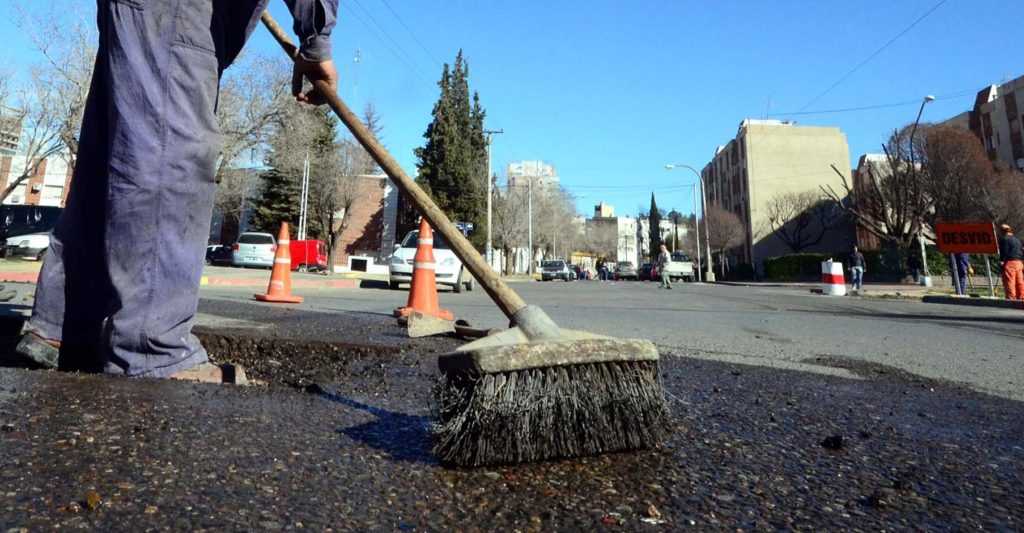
[292,57,338,106]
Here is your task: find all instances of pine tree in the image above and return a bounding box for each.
[251,165,300,234]
[412,50,488,248]
[649,193,663,261]
[251,106,338,236]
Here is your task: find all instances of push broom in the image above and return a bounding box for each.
[262,13,671,466]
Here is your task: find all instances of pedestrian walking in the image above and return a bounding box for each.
[998,224,1024,300]
[656,244,672,289]
[848,246,866,291]
[14,0,340,381]
[596,258,608,281]
[907,252,923,283]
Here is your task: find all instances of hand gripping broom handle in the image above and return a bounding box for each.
[262,12,527,320]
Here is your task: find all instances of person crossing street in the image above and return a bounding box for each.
[656,244,672,290]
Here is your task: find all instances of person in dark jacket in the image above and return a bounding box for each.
[907,252,923,283]
[998,224,1024,300]
[952,253,970,296]
[848,246,866,291]
[15,0,340,382]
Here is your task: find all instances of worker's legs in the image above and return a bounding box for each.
[28,0,266,376]
[24,15,114,371]
[850,267,863,291]
[1006,260,1024,300]
[660,269,671,289]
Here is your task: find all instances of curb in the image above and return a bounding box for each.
[201,276,358,289]
[921,295,1024,310]
[0,273,38,283]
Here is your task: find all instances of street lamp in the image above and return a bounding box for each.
[909,95,935,287]
[665,163,715,282]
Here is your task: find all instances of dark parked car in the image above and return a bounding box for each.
[613,261,638,280]
[205,244,234,266]
[639,263,655,281]
[0,205,61,257]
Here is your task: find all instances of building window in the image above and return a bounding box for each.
[1011,117,1020,134]
[986,136,997,149]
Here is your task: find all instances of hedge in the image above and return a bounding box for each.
[764,247,1002,282]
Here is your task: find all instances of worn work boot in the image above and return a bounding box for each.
[14,333,60,369]
[170,362,248,385]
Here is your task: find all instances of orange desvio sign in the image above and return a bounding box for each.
[934,221,998,254]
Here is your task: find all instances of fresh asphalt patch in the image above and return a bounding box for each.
[0,300,1021,529]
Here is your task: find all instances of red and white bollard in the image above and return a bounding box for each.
[821,260,846,296]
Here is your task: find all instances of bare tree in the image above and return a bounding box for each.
[493,183,529,274]
[920,125,992,224]
[766,190,840,253]
[582,220,619,261]
[978,165,1024,233]
[211,52,291,242]
[704,205,745,278]
[0,71,68,203]
[15,0,95,166]
[822,126,927,250]
[0,1,94,203]
[215,52,290,181]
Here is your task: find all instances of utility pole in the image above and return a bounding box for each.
[298,150,310,240]
[484,129,502,270]
[527,176,533,274]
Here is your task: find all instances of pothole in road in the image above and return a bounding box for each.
[198,333,405,389]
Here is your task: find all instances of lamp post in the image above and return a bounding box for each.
[666,164,714,282]
[909,95,935,287]
[484,129,502,270]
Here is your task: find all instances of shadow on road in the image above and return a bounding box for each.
[359,279,392,290]
[306,383,435,464]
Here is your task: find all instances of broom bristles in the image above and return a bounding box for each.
[432,360,671,467]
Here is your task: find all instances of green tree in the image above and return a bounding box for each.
[251,105,338,235]
[648,193,663,261]
[412,50,488,247]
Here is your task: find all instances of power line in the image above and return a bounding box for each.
[379,0,441,68]
[789,0,949,119]
[773,88,976,117]
[350,0,435,83]
[340,2,435,88]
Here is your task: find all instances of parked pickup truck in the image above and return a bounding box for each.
[661,252,696,282]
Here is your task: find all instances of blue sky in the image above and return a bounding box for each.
[2,0,1021,216]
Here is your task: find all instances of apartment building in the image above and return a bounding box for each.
[0,114,21,156]
[507,160,559,189]
[940,74,1024,171]
[0,155,73,207]
[585,202,639,266]
[701,119,852,274]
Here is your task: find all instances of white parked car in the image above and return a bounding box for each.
[662,252,697,282]
[389,230,473,292]
[3,232,50,260]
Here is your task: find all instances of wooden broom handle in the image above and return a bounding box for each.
[261,12,526,319]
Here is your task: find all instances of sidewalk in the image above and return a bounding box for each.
[0,260,361,289]
[713,277,1023,310]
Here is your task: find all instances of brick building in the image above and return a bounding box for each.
[941,74,1024,171]
[0,155,73,207]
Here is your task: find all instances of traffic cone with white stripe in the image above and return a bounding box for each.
[394,219,454,321]
[254,222,304,304]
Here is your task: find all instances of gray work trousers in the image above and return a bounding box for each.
[26,0,268,377]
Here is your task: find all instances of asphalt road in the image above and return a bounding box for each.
[2,278,1023,530]
[197,278,1024,401]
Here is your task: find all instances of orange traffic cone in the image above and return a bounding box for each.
[394,219,454,320]
[254,222,304,304]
